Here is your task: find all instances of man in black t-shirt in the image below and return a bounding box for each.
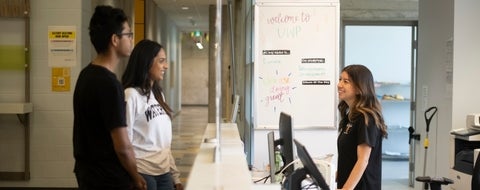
[73,5,146,190]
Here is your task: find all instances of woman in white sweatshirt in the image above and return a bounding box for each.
[122,39,183,190]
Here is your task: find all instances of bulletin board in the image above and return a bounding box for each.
[253,2,339,129]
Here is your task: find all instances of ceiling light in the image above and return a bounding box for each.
[196,42,204,50]
[181,6,189,10]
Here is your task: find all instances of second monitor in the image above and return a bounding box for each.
[286,139,330,190]
[268,112,295,182]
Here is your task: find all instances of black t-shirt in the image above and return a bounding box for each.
[337,114,382,190]
[73,63,132,189]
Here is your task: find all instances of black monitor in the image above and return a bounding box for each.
[267,131,277,183]
[274,112,295,177]
[287,139,330,190]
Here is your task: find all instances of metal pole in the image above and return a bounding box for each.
[214,0,223,164]
[228,0,236,103]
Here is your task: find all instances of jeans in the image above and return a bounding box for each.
[140,172,174,190]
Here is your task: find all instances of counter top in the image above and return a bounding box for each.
[186,123,252,189]
[186,123,281,190]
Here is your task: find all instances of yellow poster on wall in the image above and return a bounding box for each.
[52,67,70,92]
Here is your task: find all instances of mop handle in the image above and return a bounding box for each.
[424,106,438,132]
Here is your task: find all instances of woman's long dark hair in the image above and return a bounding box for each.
[122,39,172,118]
[338,64,387,138]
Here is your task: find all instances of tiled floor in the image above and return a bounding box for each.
[171,106,413,189]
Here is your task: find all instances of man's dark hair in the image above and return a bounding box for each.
[88,5,128,54]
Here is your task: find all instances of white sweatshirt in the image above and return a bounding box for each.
[125,87,181,184]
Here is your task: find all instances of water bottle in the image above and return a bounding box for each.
[275,150,283,181]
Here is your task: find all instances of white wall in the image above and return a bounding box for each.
[450,1,480,188]
[0,0,89,187]
[415,0,453,189]
[452,1,480,131]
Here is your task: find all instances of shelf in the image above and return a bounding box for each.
[380,99,410,103]
[382,153,409,161]
[375,82,411,102]
[0,103,32,114]
[375,82,410,87]
[0,0,31,181]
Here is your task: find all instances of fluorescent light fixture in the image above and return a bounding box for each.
[196,42,204,49]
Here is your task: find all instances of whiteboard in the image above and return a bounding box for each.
[253,2,339,129]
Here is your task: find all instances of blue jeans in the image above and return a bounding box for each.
[140,172,174,190]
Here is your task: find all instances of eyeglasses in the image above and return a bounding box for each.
[117,32,134,39]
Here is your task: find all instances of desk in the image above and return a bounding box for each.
[0,102,32,180]
[186,123,280,190]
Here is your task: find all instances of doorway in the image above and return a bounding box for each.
[342,22,418,188]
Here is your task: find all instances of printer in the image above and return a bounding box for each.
[450,114,480,137]
[450,114,480,189]
[467,114,480,129]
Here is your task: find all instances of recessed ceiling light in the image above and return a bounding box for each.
[181,6,189,10]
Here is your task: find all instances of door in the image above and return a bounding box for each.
[343,22,418,188]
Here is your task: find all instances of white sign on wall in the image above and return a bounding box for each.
[253,2,339,129]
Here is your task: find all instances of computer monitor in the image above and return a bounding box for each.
[267,131,277,183]
[275,112,295,177]
[288,139,330,190]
